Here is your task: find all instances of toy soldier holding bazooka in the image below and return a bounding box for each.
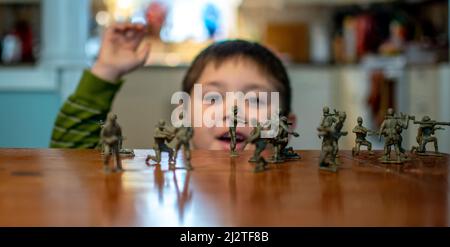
[411,115,449,155]
[352,116,376,156]
[146,120,176,169]
[173,113,194,170]
[378,108,415,163]
[101,113,123,172]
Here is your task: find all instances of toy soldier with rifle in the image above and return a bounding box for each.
[352,116,377,156]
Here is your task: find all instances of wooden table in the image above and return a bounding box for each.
[0,148,448,226]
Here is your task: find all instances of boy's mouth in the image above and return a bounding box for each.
[216,131,248,150]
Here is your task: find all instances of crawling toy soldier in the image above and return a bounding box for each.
[229,105,247,156]
[100,113,123,172]
[411,116,449,155]
[378,108,415,163]
[352,116,375,156]
[146,120,176,168]
[173,113,194,170]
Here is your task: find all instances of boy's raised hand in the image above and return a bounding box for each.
[91,23,150,83]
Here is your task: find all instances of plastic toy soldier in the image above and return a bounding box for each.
[378,108,415,163]
[352,116,375,156]
[173,113,194,170]
[254,156,268,173]
[229,105,246,156]
[146,120,176,168]
[331,111,348,158]
[242,119,268,163]
[411,116,449,155]
[317,121,338,172]
[100,113,123,172]
[270,115,300,163]
[321,106,338,128]
[99,120,134,158]
[317,110,347,172]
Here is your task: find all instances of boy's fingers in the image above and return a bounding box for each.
[112,23,127,32]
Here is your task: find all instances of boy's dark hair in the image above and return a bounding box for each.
[182,40,292,114]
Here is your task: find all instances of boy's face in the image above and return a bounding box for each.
[190,57,295,150]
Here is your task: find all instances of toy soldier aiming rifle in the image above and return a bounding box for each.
[411,116,449,155]
[352,116,377,156]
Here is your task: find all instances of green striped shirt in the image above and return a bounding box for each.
[50,70,123,148]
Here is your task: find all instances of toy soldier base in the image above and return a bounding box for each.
[253,156,269,173]
[119,148,135,158]
[379,153,410,164]
[281,147,301,160]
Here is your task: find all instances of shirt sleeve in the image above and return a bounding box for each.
[50,70,124,149]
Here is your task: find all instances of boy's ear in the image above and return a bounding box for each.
[287,112,297,132]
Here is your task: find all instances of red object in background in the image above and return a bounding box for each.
[145,1,168,38]
[12,21,34,63]
[356,14,376,58]
[367,70,395,127]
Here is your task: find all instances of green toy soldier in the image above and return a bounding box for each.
[99,120,134,158]
[254,156,269,173]
[317,109,347,172]
[100,113,123,172]
[229,105,247,156]
[269,115,300,163]
[321,106,338,128]
[242,119,268,163]
[352,116,375,156]
[411,116,449,155]
[331,111,348,158]
[146,120,176,168]
[173,113,194,170]
[378,108,414,163]
[317,122,338,172]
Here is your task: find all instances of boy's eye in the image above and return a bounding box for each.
[203,93,221,104]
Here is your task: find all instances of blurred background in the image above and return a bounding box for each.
[0,0,449,152]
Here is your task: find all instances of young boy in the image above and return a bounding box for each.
[50,23,296,150]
